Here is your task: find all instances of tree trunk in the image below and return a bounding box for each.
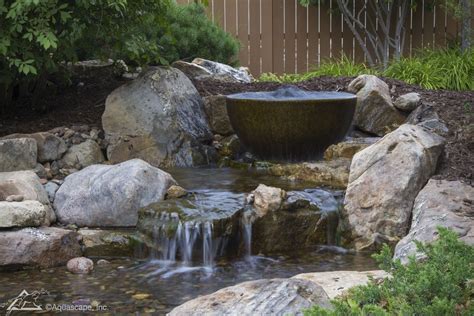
[460,0,472,51]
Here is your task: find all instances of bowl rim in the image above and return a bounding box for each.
[226,90,357,102]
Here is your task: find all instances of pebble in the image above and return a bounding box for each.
[6,195,24,202]
[97,259,110,266]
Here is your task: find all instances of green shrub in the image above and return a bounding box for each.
[158,3,239,65]
[385,48,474,91]
[303,55,378,78]
[304,227,474,316]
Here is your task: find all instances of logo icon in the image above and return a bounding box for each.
[0,289,49,316]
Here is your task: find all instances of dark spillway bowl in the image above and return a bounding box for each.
[226,87,357,162]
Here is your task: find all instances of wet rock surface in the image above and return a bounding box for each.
[78,229,142,258]
[394,179,474,264]
[342,124,445,250]
[169,278,331,316]
[0,227,81,269]
[268,158,351,189]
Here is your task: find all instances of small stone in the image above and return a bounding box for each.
[166,185,188,199]
[393,92,421,112]
[132,293,151,300]
[67,257,94,274]
[63,129,75,139]
[5,195,24,202]
[39,178,48,185]
[33,163,48,179]
[97,259,110,266]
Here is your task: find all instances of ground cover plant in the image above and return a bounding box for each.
[304,227,474,315]
[260,48,474,91]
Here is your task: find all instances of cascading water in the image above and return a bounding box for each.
[241,210,254,259]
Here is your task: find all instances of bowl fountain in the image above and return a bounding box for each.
[226,86,357,161]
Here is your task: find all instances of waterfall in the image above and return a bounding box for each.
[150,212,217,269]
[241,210,255,259]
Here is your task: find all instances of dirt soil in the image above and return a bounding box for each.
[1,72,472,185]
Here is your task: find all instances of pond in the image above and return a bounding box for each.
[0,168,377,314]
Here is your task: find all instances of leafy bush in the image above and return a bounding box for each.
[304,227,474,316]
[158,3,239,65]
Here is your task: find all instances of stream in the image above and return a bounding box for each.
[0,168,377,314]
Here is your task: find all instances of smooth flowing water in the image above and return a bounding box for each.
[0,168,377,314]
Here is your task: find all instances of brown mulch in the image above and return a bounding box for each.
[1,72,472,185]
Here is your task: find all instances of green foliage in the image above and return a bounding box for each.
[259,48,473,91]
[157,3,239,65]
[304,227,474,316]
[385,48,474,91]
[0,0,171,87]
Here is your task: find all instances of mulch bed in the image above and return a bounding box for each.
[1,72,472,185]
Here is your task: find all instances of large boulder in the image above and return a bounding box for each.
[169,278,331,316]
[1,132,67,162]
[202,95,234,136]
[394,179,474,264]
[102,67,213,168]
[0,227,81,269]
[0,138,37,172]
[60,139,105,169]
[348,75,406,136]
[342,124,445,250]
[293,270,388,299]
[0,171,55,227]
[54,159,176,227]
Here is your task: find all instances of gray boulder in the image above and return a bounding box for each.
[171,60,213,79]
[203,95,234,136]
[348,75,406,136]
[169,278,331,316]
[393,92,421,112]
[394,179,474,264]
[60,139,105,169]
[342,124,445,250]
[102,67,213,168]
[54,159,176,227]
[0,227,81,269]
[0,138,37,172]
[1,132,67,162]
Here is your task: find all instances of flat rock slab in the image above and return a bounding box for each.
[0,227,81,270]
[78,228,142,258]
[293,270,388,299]
[394,179,474,264]
[268,158,351,189]
[0,201,52,227]
[169,278,331,316]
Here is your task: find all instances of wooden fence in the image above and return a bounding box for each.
[176,0,464,75]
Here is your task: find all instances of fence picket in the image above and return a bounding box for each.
[175,0,460,76]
